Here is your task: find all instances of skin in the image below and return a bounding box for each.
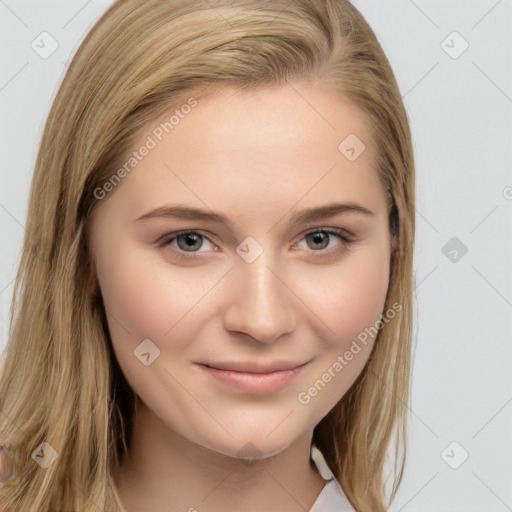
[88,81,392,512]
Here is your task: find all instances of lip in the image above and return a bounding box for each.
[199,360,308,373]
[196,361,309,394]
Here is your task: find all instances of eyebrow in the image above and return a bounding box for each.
[135,202,374,229]
[136,203,375,229]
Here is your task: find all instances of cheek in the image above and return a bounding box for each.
[294,250,390,409]
[95,245,226,374]
[95,248,197,352]
[309,247,390,348]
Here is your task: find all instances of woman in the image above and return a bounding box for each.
[0,1,415,510]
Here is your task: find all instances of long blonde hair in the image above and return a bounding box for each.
[0,1,415,510]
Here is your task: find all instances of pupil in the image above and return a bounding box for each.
[310,232,328,249]
[179,234,201,251]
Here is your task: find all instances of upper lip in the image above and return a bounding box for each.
[198,360,309,374]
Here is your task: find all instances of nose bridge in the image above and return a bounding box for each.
[224,243,295,343]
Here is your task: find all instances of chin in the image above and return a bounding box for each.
[192,428,306,463]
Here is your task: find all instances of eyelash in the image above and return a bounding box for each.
[156,228,355,262]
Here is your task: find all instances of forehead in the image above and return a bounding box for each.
[96,83,386,224]
[142,83,375,162]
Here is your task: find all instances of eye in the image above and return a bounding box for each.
[156,228,354,261]
[156,230,216,259]
[294,228,354,256]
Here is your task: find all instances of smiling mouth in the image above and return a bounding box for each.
[198,360,310,373]
[196,361,310,394]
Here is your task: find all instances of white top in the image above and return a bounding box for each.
[309,444,356,512]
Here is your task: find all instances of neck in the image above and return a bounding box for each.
[113,402,327,512]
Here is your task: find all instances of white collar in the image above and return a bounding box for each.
[309,444,356,512]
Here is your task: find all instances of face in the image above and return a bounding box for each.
[89,83,392,460]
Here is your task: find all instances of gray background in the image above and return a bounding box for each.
[1,1,511,510]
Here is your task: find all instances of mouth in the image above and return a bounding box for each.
[195,360,310,394]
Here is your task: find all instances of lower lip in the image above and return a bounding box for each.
[197,363,307,394]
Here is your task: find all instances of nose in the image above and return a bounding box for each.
[223,251,296,344]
